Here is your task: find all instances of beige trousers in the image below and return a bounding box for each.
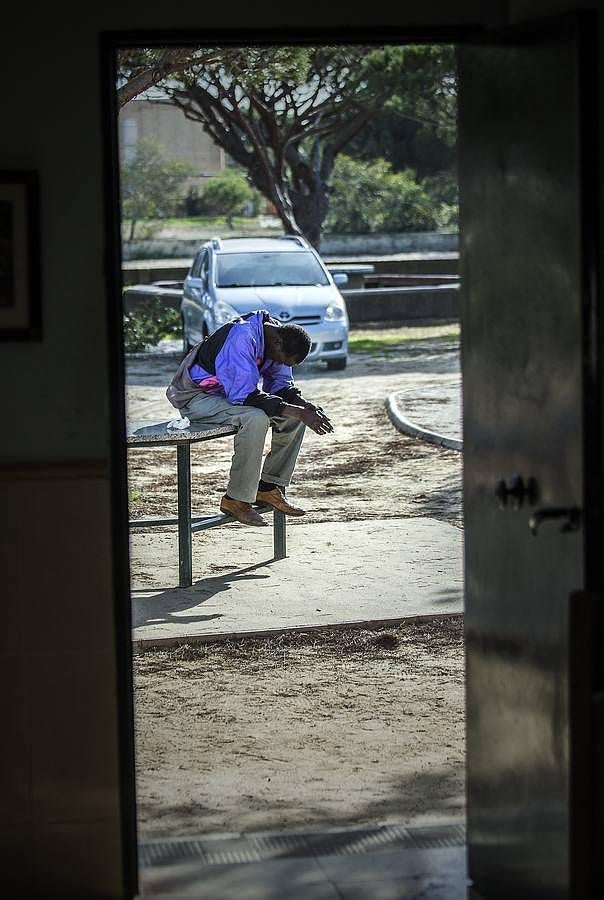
[181,392,306,503]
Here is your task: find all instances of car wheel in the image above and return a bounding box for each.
[327,357,347,371]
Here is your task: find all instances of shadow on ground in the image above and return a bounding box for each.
[131,559,275,628]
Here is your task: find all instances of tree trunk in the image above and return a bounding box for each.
[266,178,303,240]
[289,189,330,250]
[129,218,137,241]
[285,134,335,250]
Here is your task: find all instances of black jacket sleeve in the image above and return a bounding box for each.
[243,389,287,417]
[275,385,306,406]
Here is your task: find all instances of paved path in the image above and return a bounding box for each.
[131,517,463,646]
[387,373,462,450]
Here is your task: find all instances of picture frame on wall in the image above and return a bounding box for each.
[0,170,42,340]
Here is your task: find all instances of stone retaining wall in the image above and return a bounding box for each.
[342,285,459,323]
[122,283,460,324]
[121,230,459,261]
[122,253,459,286]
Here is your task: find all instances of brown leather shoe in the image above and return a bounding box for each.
[255,486,306,516]
[220,495,268,526]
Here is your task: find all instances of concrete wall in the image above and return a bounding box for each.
[121,230,459,260]
[123,283,460,323]
[321,231,458,255]
[0,0,596,897]
[343,285,460,322]
[121,253,460,285]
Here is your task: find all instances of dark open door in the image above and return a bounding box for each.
[458,13,602,899]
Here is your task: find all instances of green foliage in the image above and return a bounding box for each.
[123,299,181,353]
[324,155,439,234]
[198,170,255,225]
[420,173,459,229]
[121,138,195,240]
[214,46,313,89]
[366,46,455,113]
[345,107,456,179]
[345,46,457,183]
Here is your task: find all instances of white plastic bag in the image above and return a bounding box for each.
[167,416,191,431]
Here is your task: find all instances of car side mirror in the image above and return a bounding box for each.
[333,272,348,286]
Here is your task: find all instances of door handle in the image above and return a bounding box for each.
[494,475,538,510]
[528,507,582,536]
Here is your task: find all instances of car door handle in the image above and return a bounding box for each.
[528,507,582,536]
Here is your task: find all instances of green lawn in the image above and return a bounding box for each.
[122,215,284,239]
[348,323,460,353]
[161,215,280,229]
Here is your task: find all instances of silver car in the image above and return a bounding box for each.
[181,235,349,370]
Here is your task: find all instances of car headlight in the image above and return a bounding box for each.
[214,301,240,325]
[324,303,346,321]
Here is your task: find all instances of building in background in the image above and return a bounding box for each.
[118,88,226,196]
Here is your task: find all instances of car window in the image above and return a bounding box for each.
[200,251,209,285]
[190,251,203,278]
[215,252,330,288]
[190,249,208,280]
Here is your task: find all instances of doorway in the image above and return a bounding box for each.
[104,17,604,896]
[106,31,467,894]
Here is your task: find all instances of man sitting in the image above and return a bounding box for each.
[166,309,333,526]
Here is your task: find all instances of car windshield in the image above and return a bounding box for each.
[215,251,330,287]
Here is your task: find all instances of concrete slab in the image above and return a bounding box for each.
[130,517,463,646]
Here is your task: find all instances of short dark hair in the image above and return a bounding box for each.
[279,323,312,362]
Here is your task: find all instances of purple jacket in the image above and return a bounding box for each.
[166,310,305,416]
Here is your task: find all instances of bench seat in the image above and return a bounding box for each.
[127,420,287,586]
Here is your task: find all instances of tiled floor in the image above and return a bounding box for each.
[139,823,468,899]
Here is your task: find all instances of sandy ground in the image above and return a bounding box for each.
[127,325,465,839]
[126,325,462,529]
[135,617,465,839]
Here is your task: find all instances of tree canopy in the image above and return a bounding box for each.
[118,44,457,246]
[117,48,223,108]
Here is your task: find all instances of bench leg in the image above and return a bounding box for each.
[176,443,193,587]
[273,509,287,559]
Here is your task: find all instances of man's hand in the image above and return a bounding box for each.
[283,403,334,434]
[300,406,333,434]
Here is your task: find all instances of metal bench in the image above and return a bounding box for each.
[127,420,287,587]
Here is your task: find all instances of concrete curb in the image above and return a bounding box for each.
[385,393,463,452]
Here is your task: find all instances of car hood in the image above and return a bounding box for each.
[214,284,340,318]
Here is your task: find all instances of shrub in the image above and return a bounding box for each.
[121,138,195,240]
[324,154,441,234]
[199,170,255,226]
[123,299,181,353]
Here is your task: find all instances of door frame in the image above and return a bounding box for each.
[99,17,600,896]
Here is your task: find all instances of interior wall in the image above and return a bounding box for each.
[1,1,595,897]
